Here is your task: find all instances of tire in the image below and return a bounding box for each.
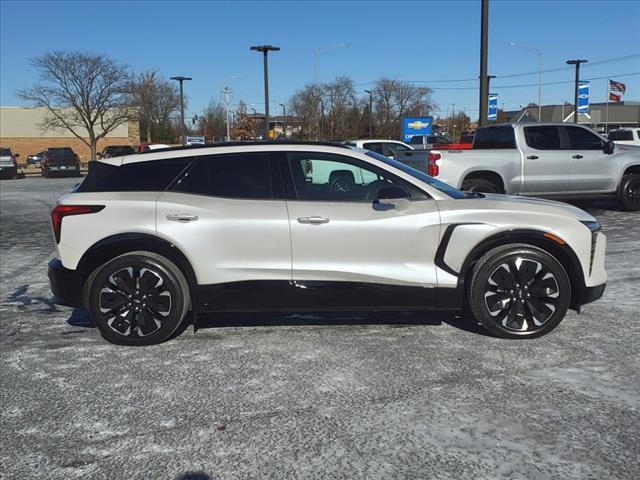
[468,243,571,339]
[461,177,501,193]
[42,170,48,178]
[86,251,190,346]
[617,174,640,211]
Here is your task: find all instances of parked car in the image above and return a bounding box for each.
[41,147,81,178]
[342,139,413,158]
[427,123,640,211]
[0,147,19,179]
[608,128,640,146]
[27,152,44,168]
[409,135,453,148]
[48,141,606,345]
[99,145,135,158]
[137,143,171,153]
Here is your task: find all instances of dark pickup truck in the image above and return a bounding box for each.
[42,147,81,178]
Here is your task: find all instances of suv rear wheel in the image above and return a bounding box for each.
[87,251,190,346]
[468,244,571,339]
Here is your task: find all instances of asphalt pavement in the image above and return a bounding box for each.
[1,177,639,480]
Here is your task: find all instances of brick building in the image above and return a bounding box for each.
[0,107,140,164]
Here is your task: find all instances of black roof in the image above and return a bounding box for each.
[140,140,349,154]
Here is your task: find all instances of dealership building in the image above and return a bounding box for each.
[0,107,140,163]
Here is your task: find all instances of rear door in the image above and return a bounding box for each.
[564,125,617,192]
[521,125,571,193]
[156,152,292,292]
[279,150,441,308]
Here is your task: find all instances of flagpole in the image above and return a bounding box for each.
[605,80,610,134]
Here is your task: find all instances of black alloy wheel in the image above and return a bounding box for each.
[618,174,640,211]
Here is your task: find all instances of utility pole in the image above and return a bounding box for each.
[364,89,373,138]
[222,86,232,141]
[279,103,286,138]
[566,59,588,123]
[478,0,489,126]
[451,103,456,140]
[170,76,192,144]
[250,45,280,138]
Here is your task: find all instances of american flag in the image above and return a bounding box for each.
[609,79,626,94]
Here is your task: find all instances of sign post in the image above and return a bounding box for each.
[402,117,433,143]
[488,93,498,121]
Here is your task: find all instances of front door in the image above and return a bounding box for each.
[279,151,441,308]
[564,125,618,192]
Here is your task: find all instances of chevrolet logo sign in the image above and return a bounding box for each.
[408,120,429,129]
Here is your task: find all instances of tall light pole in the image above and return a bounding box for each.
[222,86,232,141]
[314,43,350,84]
[279,103,286,138]
[478,0,489,126]
[251,45,280,138]
[566,59,588,123]
[510,42,543,122]
[364,89,373,138]
[170,76,192,144]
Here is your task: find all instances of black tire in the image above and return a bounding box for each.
[461,177,501,193]
[86,251,190,346]
[42,170,48,178]
[617,174,640,211]
[468,243,571,339]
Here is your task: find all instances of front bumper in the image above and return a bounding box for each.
[571,283,606,311]
[48,258,84,308]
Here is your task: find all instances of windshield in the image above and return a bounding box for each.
[0,148,11,156]
[365,151,470,199]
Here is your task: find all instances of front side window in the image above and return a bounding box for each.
[524,126,561,150]
[565,126,603,150]
[287,152,426,202]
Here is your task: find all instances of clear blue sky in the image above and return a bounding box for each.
[1,0,639,121]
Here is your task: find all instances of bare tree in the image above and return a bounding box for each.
[231,101,255,140]
[373,77,434,138]
[289,83,324,139]
[129,71,181,143]
[198,100,227,141]
[17,51,130,160]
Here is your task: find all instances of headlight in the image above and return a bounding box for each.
[580,220,601,232]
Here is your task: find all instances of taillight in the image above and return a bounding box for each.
[428,152,441,177]
[12,157,17,167]
[42,154,49,166]
[51,205,104,244]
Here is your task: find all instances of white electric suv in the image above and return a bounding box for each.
[48,142,607,345]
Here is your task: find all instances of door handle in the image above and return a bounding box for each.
[526,155,539,160]
[297,216,330,225]
[166,213,199,222]
[572,154,583,159]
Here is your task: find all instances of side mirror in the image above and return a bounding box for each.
[604,140,615,155]
[14,153,20,158]
[376,186,410,210]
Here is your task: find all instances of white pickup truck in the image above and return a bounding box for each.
[430,123,640,210]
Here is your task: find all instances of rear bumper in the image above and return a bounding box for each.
[48,258,84,308]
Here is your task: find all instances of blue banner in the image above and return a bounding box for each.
[578,81,590,113]
[402,116,432,142]
[488,93,498,121]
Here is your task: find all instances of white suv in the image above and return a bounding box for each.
[48,142,607,345]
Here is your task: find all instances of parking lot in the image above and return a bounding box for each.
[1,176,638,480]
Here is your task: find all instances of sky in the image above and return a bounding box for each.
[1,0,639,121]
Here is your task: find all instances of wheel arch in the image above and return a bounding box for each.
[622,164,640,177]
[461,170,506,193]
[76,233,198,308]
[457,229,587,309]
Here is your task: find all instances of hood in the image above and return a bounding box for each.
[475,193,596,223]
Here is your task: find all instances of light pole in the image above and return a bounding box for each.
[566,59,588,123]
[510,42,543,122]
[250,45,280,138]
[478,0,489,126]
[314,43,350,84]
[279,103,286,138]
[222,86,232,141]
[364,89,373,138]
[170,76,192,144]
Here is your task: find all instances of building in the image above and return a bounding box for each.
[0,107,140,163]
[504,101,640,132]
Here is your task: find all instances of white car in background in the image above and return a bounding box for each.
[343,139,413,157]
[48,141,606,345]
[608,128,640,146]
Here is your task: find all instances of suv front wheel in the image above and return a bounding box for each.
[468,244,571,339]
[87,251,190,346]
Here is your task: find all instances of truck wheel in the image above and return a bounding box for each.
[461,177,501,193]
[617,174,640,211]
[468,243,571,339]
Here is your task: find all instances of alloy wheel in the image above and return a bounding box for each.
[483,257,560,332]
[624,177,640,209]
[99,267,172,337]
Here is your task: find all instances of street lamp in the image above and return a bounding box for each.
[314,43,350,84]
[510,42,543,122]
[170,76,192,144]
[279,103,286,138]
[250,45,280,138]
[566,59,588,123]
[364,89,373,138]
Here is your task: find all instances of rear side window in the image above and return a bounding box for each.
[608,130,634,141]
[363,142,384,155]
[78,158,192,192]
[524,126,561,150]
[473,126,516,149]
[173,153,273,200]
